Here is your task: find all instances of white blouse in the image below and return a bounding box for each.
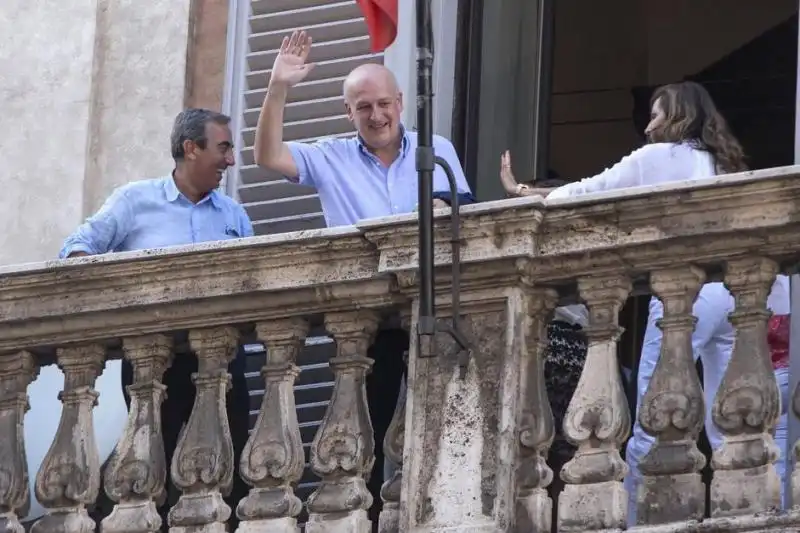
[547,142,717,328]
[548,142,716,201]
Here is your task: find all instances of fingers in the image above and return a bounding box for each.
[499,150,518,194]
[284,30,312,58]
[287,31,299,53]
[501,149,512,168]
[300,35,313,62]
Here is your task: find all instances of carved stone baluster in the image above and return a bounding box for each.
[306,311,379,533]
[102,335,173,533]
[792,381,800,506]
[711,257,781,516]
[515,288,558,533]
[558,276,631,532]
[636,267,707,524]
[32,345,106,533]
[0,351,38,533]
[235,319,308,533]
[168,327,239,533]
[378,314,411,533]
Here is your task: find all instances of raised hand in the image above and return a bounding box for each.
[270,31,315,87]
[500,150,526,196]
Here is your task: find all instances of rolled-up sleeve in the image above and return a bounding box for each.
[59,187,134,258]
[286,141,331,188]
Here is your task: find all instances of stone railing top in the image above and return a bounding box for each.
[0,166,799,353]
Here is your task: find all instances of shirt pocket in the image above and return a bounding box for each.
[199,210,242,242]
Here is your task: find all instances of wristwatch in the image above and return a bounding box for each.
[515,183,530,196]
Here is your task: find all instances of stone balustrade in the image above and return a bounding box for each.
[1,166,800,533]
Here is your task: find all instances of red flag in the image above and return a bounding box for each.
[356,0,398,52]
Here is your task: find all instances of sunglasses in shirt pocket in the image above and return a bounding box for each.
[225,225,241,238]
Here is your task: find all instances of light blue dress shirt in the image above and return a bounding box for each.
[59,175,254,258]
[287,128,472,227]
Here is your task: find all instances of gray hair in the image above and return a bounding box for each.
[171,108,231,160]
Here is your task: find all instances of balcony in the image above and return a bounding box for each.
[2,166,800,533]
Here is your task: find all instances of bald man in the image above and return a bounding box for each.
[254,30,475,523]
[254,30,475,226]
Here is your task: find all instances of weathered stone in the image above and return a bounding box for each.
[0,169,798,532]
[515,288,558,533]
[102,335,173,533]
[168,327,239,533]
[306,311,380,533]
[710,258,781,518]
[558,276,631,532]
[636,267,707,525]
[235,319,308,533]
[0,351,38,533]
[32,345,106,533]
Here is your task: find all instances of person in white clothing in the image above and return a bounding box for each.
[498,81,786,524]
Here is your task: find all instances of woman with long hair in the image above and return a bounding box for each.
[501,81,746,200]
[500,81,789,523]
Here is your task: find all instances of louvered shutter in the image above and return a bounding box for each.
[233,1,384,523]
[235,0,383,235]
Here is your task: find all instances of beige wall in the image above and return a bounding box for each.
[0,0,229,266]
[549,0,797,181]
[2,1,100,266]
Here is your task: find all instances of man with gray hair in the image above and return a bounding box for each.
[60,108,253,531]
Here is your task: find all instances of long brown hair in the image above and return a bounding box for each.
[649,81,747,173]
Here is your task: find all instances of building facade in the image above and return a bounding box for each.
[4,0,800,531]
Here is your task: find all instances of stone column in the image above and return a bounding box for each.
[711,257,781,516]
[558,275,631,532]
[306,311,379,533]
[32,345,106,533]
[636,267,707,524]
[236,319,308,533]
[102,335,173,533]
[168,327,239,533]
[0,351,38,533]
[515,288,558,533]
[400,288,530,533]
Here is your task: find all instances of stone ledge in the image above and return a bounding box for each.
[0,166,798,354]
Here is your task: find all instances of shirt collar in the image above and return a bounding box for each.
[357,124,410,159]
[163,173,223,210]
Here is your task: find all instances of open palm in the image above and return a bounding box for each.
[271,31,315,87]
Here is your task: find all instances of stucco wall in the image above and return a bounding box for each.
[1,1,99,266]
[0,0,194,265]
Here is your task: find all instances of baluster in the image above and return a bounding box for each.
[32,345,106,533]
[102,335,173,533]
[236,319,308,533]
[711,257,781,516]
[0,351,38,533]
[792,378,800,506]
[558,276,631,531]
[306,311,379,533]
[168,327,239,533]
[636,267,707,524]
[515,288,558,533]
[377,314,410,533]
